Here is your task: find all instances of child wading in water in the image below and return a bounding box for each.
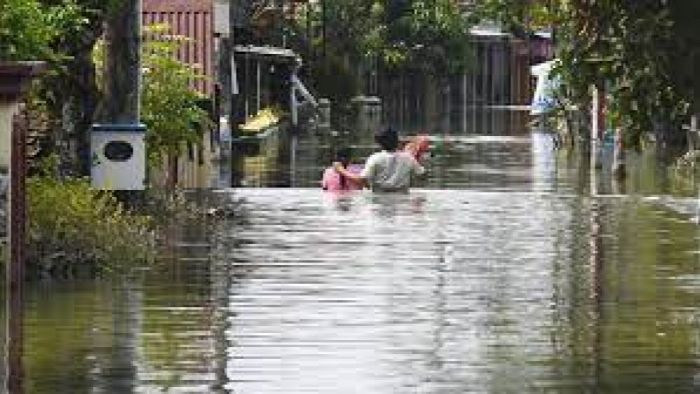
[332,128,426,192]
[321,148,363,191]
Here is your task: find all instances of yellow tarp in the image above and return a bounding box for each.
[239,108,280,134]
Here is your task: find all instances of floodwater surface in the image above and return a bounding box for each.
[2,111,699,393]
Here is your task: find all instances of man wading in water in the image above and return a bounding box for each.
[334,127,426,192]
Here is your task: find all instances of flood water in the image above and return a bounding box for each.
[3,110,700,393]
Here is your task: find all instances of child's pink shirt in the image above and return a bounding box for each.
[321,164,363,191]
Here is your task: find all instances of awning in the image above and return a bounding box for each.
[233,45,300,63]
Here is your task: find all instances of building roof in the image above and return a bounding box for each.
[469,23,510,37]
[234,45,300,63]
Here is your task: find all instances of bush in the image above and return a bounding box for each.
[27,177,154,277]
[0,0,83,60]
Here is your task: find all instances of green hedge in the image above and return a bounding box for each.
[27,177,154,277]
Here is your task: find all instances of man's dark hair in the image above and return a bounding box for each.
[375,127,399,151]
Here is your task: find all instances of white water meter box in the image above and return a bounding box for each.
[90,124,146,190]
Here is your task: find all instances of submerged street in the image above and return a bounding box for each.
[4,112,699,393]
[2,1,700,392]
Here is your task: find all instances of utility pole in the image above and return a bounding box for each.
[102,0,142,124]
[94,2,143,390]
[229,0,248,186]
[92,0,147,193]
[590,84,604,196]
[321,0,327,59]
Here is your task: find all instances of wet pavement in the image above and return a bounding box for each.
[2,110,699,393]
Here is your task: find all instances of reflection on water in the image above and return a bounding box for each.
[2,110,699,393]
[248,108,696,198]
[215,189,699,393]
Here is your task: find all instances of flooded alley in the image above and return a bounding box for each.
[2,109,698,393]
[3,1,700,392]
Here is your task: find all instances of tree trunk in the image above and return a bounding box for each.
[60,51,100,176]
[167,153,178,190]
[40,15,104,177]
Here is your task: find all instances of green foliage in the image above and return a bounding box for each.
[673,150,699,195]
[668,1,700,112]
[289,0,473,102]
[379,0,473,74]
[466,0,554,34]
[555,2,689,146]
[287,0,380,102]
[93,23,212,166]
[473,0,698,148]
[141,186,206,225]
[0,0,57,60]
[27,175,154,277]
[0,0,84,60]
[1,0,118,176]
[140,24,211,166]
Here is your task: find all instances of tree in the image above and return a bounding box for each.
[287,0,379,105]
[668,1,700,115]
[0,0,125,175]
[377,0,472,75]
[0,0,73,60]
[139,24,211,187]
[38,0,122,176]
[287,0,472,130]
[473,0,698,149]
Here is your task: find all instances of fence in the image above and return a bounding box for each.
[381,35,552,134]
[143,0,215,95]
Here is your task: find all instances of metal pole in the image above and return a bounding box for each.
[306,2,312,70]
[6,112,27,394]
[229,0,255,187]
[256,60,261,114]
[290,65,299,127]
[462,73,467,133]
[244,53,250,119]
[321,0,327,59]
[590,84,605,196]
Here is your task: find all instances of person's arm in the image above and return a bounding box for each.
[334,162,368,188]
[321,168,331,190]
[411,156,427,178]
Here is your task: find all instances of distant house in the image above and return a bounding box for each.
[381,22,554,135]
